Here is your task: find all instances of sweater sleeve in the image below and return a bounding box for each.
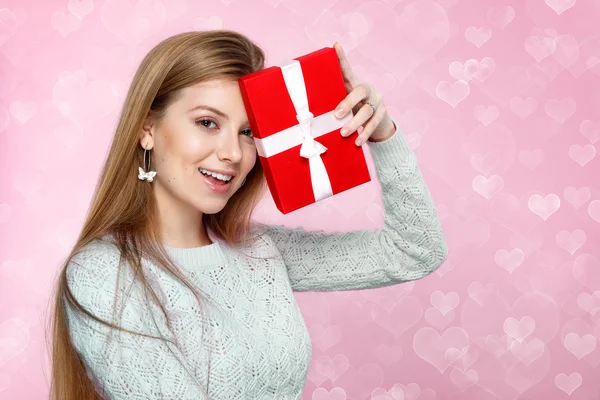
[64,241,207,399]
[253,118,448,292]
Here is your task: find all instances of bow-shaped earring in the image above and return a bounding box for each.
[138,147,157,182]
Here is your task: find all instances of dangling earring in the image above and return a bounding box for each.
[138,147,157,182]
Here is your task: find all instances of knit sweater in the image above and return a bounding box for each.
[64,118,448,399]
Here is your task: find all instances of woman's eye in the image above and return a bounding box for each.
[196,119,217,129]
[196,119,252,138]
[242,129,253,138]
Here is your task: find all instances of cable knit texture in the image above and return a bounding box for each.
[64,118,448,399]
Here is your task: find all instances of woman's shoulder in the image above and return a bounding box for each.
[65,235,124,294]
[64,236,161,340]
[70,234,121,264]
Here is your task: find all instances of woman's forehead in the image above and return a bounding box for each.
[186,79,239,95]
[180,80,246,116]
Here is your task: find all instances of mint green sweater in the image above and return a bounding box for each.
[64,118,448,399]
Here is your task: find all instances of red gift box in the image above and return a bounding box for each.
[238,47,372,214]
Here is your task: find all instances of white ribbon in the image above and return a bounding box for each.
[253,59,353,202]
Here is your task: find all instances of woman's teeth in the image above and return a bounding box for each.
[199,168,232,182]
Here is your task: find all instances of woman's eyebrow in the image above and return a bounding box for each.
[188,104,250,126]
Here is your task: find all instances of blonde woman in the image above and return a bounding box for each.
[48,30,447,399]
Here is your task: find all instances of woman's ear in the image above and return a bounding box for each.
[139,113,155,149]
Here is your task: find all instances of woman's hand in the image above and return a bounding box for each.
[333,42,396,146]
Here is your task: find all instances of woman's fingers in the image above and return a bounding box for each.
[354,102,387,146]
[335,83,379,136]
[336,82,370,114]
[332,41,384,145]
[333,42,359,88]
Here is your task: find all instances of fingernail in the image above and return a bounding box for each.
[356,137,364,146]
[335,108,344,117]
[340,127,349,136]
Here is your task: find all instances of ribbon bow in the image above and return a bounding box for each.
[297,110,328,159]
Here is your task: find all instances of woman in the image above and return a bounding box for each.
[48,30,447,399]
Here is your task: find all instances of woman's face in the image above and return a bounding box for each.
[140,78,257,218]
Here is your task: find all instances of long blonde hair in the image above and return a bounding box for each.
[46,30,271,399]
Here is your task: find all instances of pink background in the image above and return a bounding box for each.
[1,0,599,399]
